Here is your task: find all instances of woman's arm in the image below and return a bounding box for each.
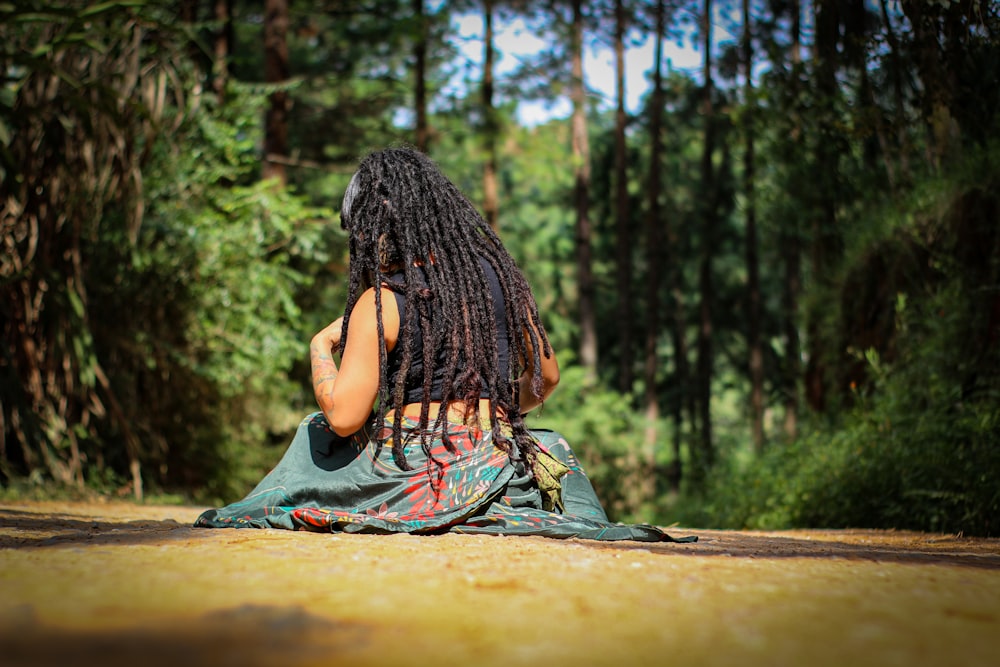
[517,313,559,414]
[310,317,345,421]
[311,287,399,437]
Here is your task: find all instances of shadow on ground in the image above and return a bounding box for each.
[1,603,370,667]
[582,528,1000,570]
[0,507,201,549]
[3,504,998,570]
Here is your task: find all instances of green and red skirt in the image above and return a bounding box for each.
[194,413,695,543]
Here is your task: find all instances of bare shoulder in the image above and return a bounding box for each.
[349,285,400,349]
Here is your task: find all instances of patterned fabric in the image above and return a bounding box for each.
[194,413,696,543]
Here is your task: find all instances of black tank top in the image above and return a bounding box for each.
[386,256,511,404]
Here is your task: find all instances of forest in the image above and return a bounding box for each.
[1,0,997,536]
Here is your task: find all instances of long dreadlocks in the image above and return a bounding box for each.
[339,146,552,473]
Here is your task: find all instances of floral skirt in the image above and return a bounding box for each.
[194,413,696,543]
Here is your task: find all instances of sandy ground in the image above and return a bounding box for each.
[1,500,998,667]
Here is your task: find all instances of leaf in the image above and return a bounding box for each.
[79,1,146,19]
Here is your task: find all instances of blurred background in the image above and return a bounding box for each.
[1,0,997,535]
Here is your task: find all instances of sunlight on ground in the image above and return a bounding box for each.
[1,501,998,667]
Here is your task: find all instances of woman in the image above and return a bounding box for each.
[196,147,693,543]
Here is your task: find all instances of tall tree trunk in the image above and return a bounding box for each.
[781,232,801,441]
[641,0,666,504]
[262,0,289,184]
[662,1,690,490]
[571,0,598,376]
[413,0,429,152]
[669,243,691,492]
[212,0,232,100]
[694,0,716,477]
[805,0,842,412]
[614,0,633,393]
[781,0,802,441]
[743,0,764,453]
[482,0,499,231]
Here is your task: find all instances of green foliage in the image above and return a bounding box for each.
[1,0,199,491]
[113,82,336,502]
[666,146,1000,536]
[226,0,453,205]
[671,359,1000,536]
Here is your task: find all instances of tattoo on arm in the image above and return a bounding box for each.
[310,344,340,407]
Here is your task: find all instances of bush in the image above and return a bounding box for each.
[665,170,1000,536]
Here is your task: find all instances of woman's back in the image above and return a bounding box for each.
[386,254,512,406]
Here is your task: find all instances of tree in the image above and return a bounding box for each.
[262,0,290,184]
[613,0,634,392]
[641,0,667,501]
[694,0,717,476]
[482,0,500,231]
[413,0,430,151]
[570,0,598,376]
[743,0,764,452]
[804,0,844,412]
[212,0,234,99]
[778,0,803,441]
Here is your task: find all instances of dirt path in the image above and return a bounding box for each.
[1,501,998,667]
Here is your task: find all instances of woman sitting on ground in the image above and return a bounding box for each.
[196,146,694,543]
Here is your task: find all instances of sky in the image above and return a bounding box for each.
[446,12,735,126]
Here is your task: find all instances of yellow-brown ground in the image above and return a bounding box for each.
[1,501,998,667]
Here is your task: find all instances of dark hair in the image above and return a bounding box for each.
[339,146,551,471]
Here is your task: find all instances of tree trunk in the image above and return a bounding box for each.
[614,0,633,393]
[805,0,842,413]
[641,0,666,504]
[743,0,764,454]
[262,0,289,184]
[694,0,716,477]
[670,277,691,494]
[660,0,690,490]
[482,0,499,231]
[212,0,232,100]
[781,0,803,441]
[413,0,429,152]
[571,0,598,377]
